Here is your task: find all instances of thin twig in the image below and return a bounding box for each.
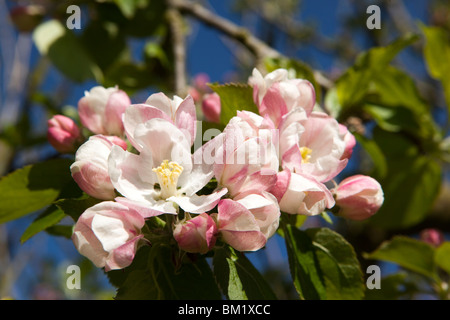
[170,0,281,64]
[166,1,188,97]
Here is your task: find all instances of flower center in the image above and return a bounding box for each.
[152,160,183,199]
[299,146,312,164]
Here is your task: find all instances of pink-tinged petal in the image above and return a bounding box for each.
[269,169,291,203]
[70,135,116,200]
[183,133,225,196]
[123,104,171,151]
[339,124,356,160]
[293,111,347,182]
[175,95,197,146]
[217,199,267,251]
[259,83,288,128]
[145,92,175,119]
[220,230,267,252]
[202,92,221,123]
[104,135,128,151]
[168,188,228,213]
[281,144,303,172]
[290,79,316,115]
[78,86,125,136]
[104,90,131,136]
[420,229,445,247]
[72,220,107,268]
[132,118,192,174]
[173,213,217,254]
[108,145,156,203]
[334,175,384,220]
[105,235,144,271]
[279,172,335,216]
[47,115,82,153]
[234,191,280,239]
[78,96,105,134]
[235,170,278,196]
[115,197,177,217]
[217,199,259,231]
[71,162,116,200]
[72,201,145,271]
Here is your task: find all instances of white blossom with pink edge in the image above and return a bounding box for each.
[78,86,131,137]
[70,135,127,200]
[281,111,348,183]
[72,201,147,271]
[123,93,197,148]
[270,169,335,216]
[108,117,227,216]
[213,116,279,198]
[248,68,315,126]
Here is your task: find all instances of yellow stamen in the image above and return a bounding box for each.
[152,160,183,199]
[299,146,312,164]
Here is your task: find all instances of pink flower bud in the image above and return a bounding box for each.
[202,93,221,123]
[78,86,131,136]
[334,175,384,221]
[193,73,210,93]
[72,201,146,271]
[10,5,44,32]
[47,115,82,154]
[70,135,117,200]
[173,213,217,254]
[420,228,444,247]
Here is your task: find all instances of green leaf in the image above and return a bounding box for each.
[45,224,73,239]
[55,194,103,222]
[306,227,365,300]
[115,245,222,300]
[0,158,74,224]
[80,21,127,72]
[421,25,450,111]
[335,34,418,116]
[113,0,138,18]
[283,224,326,300]
[213,246,277,300]
[209,83,259,125]
[363,66,440,142]
[369,128,442,229]
[435,242,450,274]
[33,20,102,82]
[20,205,65,243]
[364,236,439,281]
[354,132,387,179]
[364,272,419,300]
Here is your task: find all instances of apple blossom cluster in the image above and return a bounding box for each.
[47,68,384,271]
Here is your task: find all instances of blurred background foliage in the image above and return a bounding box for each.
[1,0,450,299]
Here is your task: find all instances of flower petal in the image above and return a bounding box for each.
[168,187,228,213]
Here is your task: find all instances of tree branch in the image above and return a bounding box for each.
[166,1,187,96]
[170,0,334,90]
[169,0,281,65]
